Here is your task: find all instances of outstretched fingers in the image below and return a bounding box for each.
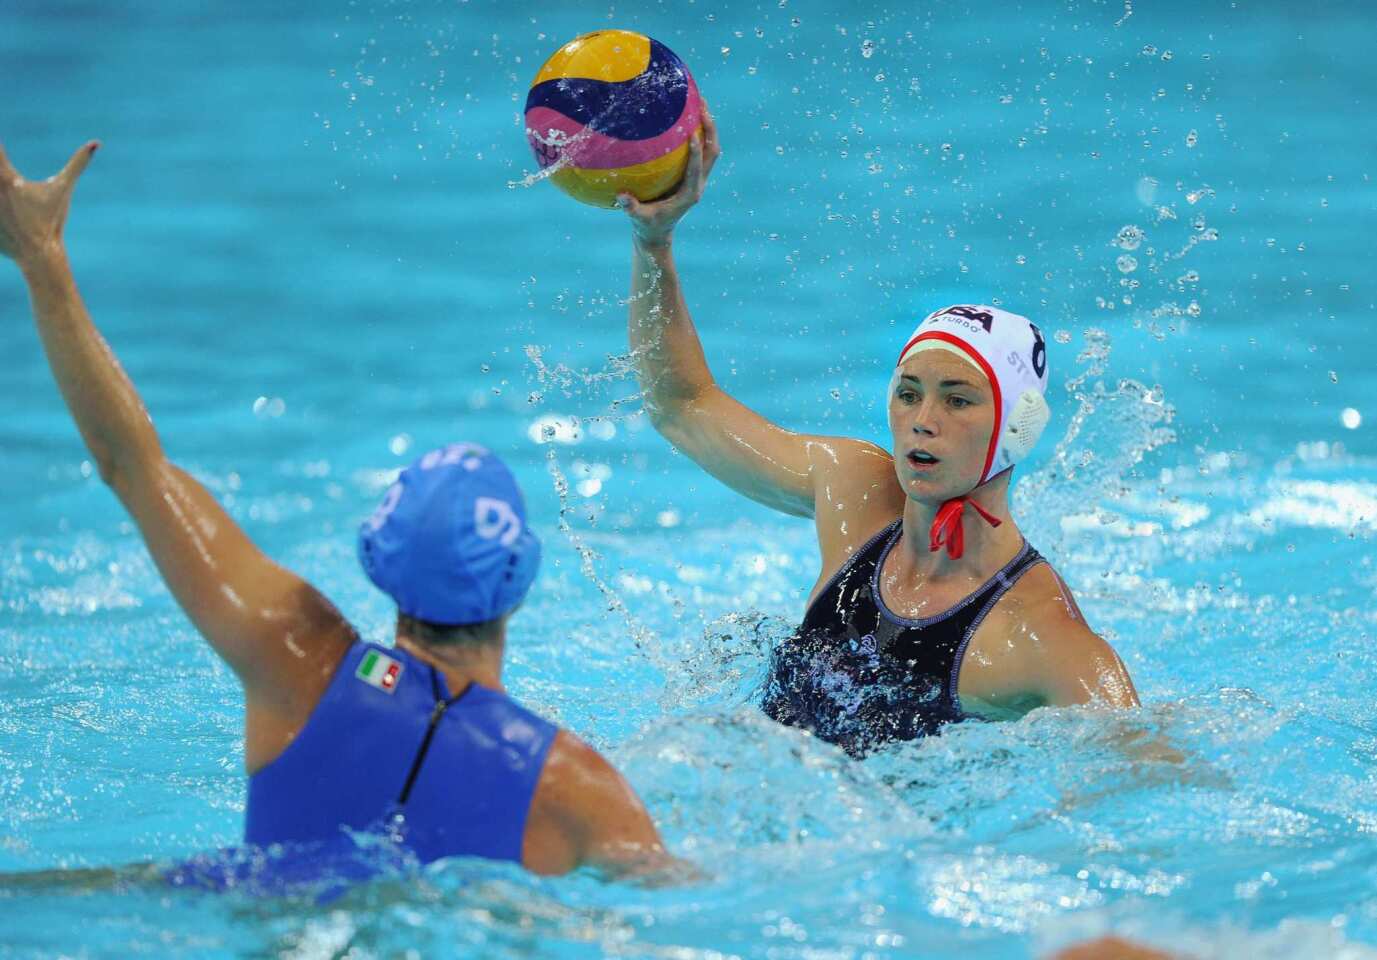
[682,131,706,199]
[700,102,721,173]
[55,141,99,191]
[0,142,18,184]
[700,101,719,154]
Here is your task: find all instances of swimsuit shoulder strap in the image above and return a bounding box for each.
[947,541,1051,703]
[804,518,901,617]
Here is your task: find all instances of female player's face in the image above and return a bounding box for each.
[888,351,996,503]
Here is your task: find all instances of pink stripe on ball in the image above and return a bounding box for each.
[524,74,702,171]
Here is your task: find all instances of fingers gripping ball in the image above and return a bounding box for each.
[525,30,702,208]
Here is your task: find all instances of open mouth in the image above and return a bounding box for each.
[907,450,941,468]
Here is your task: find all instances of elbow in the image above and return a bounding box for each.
[94,455,120,488]
[97,446,167,505]
[645,398,704,455]
[90,440,125,491]
[643,381,713,440]
[642,396,680,435]
[97,454,135,504]
[642,390,689,439]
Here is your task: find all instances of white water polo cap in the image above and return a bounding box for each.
[896,304,1052,485]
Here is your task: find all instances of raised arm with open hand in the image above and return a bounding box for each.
[0,140,98,266]
[618,105,900,553]
[1,142,355,773]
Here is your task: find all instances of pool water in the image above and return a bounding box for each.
[2,1,1376,957]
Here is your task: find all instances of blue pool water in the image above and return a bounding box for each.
[2,1,1376,957]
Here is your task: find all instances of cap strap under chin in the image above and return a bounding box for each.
[928,496,1003,560]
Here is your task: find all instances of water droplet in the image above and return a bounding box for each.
[1112,224,1145,250]
[1117,254,1138,274]
[1343,408,1362,429]
[860,39,875,58]
[1185,129,1198,147]
[1015,254,1027,265]
[1115,225,1145,251]
[1329,370,1339,384]
[1141,44,1157,56]
[480,363,491,373]
[1161,50,1174,61]
[1054,329,1072,344]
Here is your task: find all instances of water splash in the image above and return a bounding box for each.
[506,121,590,190]
[524,343,641,405]
[543,447,665,670]
[659,610,784,713]
[1015,328,1176,555]
[509,69,659,192]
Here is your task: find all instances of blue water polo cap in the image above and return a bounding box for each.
[358,444,542,626]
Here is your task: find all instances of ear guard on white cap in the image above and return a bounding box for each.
[999,388,1051,466]
[895,304,1053,484]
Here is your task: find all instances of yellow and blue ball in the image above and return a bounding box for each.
[525,30,702,208]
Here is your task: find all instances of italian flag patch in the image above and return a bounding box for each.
[356,650,403,693]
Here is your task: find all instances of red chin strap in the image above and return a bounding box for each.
[929,495,1003,560]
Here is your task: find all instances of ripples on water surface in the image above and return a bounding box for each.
[1,0,1375,957]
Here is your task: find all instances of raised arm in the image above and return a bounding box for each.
[620,105,890,521]
[1,142,354,770]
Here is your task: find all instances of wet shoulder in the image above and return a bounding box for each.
[955,554,1104,715]
[809,437,905,592]
[521,729,620,875]
[974,555,1091,642]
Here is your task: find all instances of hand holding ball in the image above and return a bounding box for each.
[524,31,702,208]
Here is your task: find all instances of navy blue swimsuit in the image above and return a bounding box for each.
[245,641,557,865]
[763,520,1045,755]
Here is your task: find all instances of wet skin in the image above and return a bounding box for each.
[619,103,1140,721]
[0,140,673,879]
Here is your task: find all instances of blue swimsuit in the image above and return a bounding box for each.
[245,641,557,865]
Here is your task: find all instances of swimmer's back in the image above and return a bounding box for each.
[247,641,667,876]
[246,641,552,862]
